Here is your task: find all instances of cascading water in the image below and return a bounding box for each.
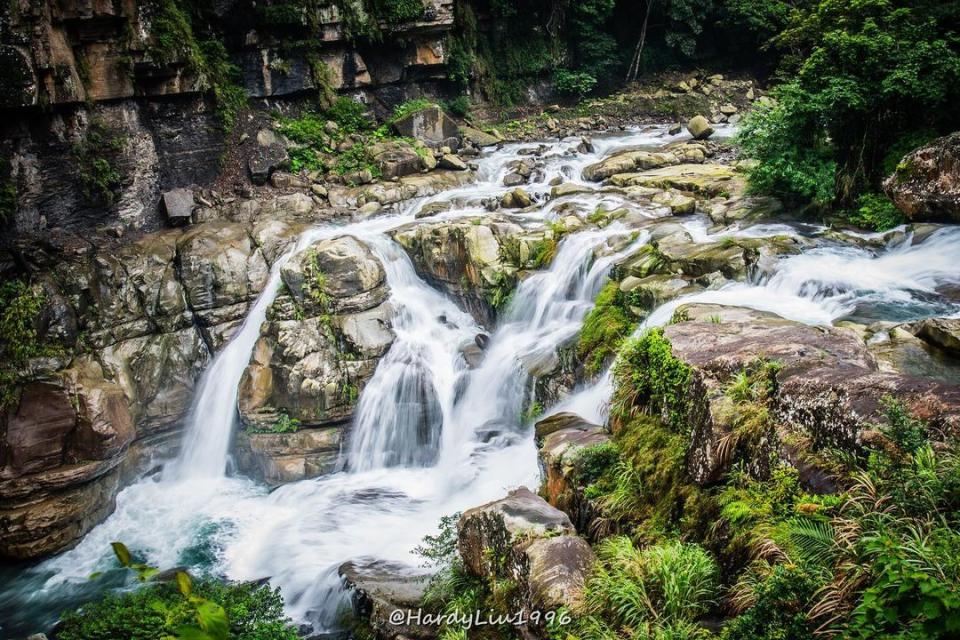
[2,124,958,638]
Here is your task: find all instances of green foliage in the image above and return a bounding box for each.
[444,95,471,118]
[328,97,372,133]
[73,120,126,206]
[578,281,637,376]
[740,0,960,206]
[389,98,436,122]
[571,441,620,487]
[847,192,906,232]
[611,328,692,433]
[722,564,819,640]
[414,512,461,568]
[554,69,598,97]
[736,84,836,207]
[580,537,718,638]
[0,279,56,408]
[370,0,425,24]
[61,543,300,640]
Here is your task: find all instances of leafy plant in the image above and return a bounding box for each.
[73,120,126,205]
[578,281,637,376]
[554,69,598,97]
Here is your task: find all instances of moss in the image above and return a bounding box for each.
[578,281,637,376]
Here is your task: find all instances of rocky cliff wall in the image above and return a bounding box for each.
[0,0,457,236]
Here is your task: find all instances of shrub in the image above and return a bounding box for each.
[445,95,471,118]
[554,69,597,97]
[57,578,300,640]
[73,120,126,205]
[327,97,372,133]
[390,98,436,122]
[735,83,836,208]
[847,192,905,232]
[722,564,819,640]
[611,328,692,433]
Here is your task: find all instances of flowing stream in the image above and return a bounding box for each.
[2,125,959,637]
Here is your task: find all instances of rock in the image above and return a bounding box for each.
[719,104,738,115]
[270,171,309,190]
[503,172,526,187]
[248,143,288,185]
[340,559,434,640]
[607,163,739,197]
[311,184,328,198]
[582,148,692,182]
[391,104,459,146]
[746,87,756,100]
[281,236,387,316]
[551,183,593,198]
[668,123,682,136]
[161,188,194,225]
[235,427,341,485]
[578,136,595,154]
[707,74,724,85]
[883,132,960,223]
[508,188,533,208]
[686,115,714,140]
[656,304,960,485]
[460,125,500,148]
[911,317,960,356]
[458,487,593,612]
[438,154,468,171]
[370,140,423,179]
[652,189,696,215]
[534,411,599,438]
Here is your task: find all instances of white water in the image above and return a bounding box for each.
[3,125,958,638]
[556,225,960,424]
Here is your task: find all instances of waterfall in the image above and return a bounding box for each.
[4,125,957,637]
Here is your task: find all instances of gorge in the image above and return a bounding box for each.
[2,1,960,638]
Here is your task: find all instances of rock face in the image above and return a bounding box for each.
[458,487,594,614]
[911,317,960,357]
[236,235,393,484]
[884,132,960,223]
[1,0,458,234]
[536,413,610,536]
[657,304,960,486]
[0,217,300,558]
[392,217,533,325]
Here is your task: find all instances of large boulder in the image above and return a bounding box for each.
[237,236,394,480]
[911,317,960,357]
[686,115,714,140]
[582,144,705,182]
[458,487,594,614]
[391,104,459,146]
[651,304,960,486]
[883,132,960,223]
[370,139,426,179]
[605,163,740,197]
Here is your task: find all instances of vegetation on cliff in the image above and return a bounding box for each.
[561,330,960,640]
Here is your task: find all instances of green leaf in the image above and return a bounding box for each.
[111,541,132,567]
[88,571,103,581]
[195,600,229,640]
[175,626,216,640]
[176,571,193,597]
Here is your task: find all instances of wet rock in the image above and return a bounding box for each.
[686,115,714,140]
[458,487,593,612]
[911,317,960,357]
[235,427,341,485]
[161,188,195,225]
[607,163,739,197]
[270,171,309,190]
[391,104,459,146]
[459,125,500,148]
[652,189,696,215]
[668,123,683,135]
[660,304,960,485]
[883,132,960,223]
[340,559,434,640]
[280,235,388,316]
[501,188,533,209]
